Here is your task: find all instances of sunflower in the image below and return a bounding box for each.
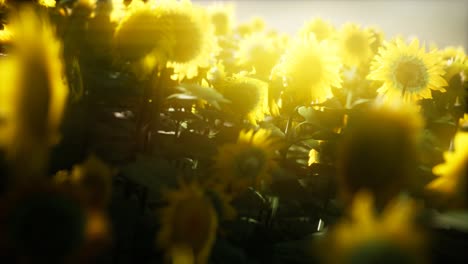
[273,35,342,105]
[213,129,281,194]
[235,16,266,37]
[113,2,164,61]
[441,46,467,84]
[114,0,217,80]
[153,0,218,81]
[217,74,270,124]
[54,156,114,209]
[207,3,234,36]
[338,23,375,67]
[235,32,283,79]
[321,191,427,264]
[368,38,448,101]
[157,182,218,264]
[426,132,468,206]
[337,100,424,208]
[298,17,335,41]
[0,6,68,179]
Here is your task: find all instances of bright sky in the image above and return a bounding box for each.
[194,0,468,48]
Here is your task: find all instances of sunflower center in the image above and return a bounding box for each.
[394,58,427,90]
[235,147,267,179]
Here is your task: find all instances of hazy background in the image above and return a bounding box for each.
[195,0,468,48]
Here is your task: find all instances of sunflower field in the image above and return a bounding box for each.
[0,0,467,263]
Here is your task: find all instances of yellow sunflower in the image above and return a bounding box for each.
[321,191,427,264]
[0,6,68,179]
[153,0,218,81]
[114,0,217,80]
[216,74,270,124]
[207,3,234,36]
[426,132,468,206]
[54,156,114,209]
[235,16,266,37]
[298,17,335,41]
[213,129,281,194]
[441,46,467,83]
[273,35,342,105]
[113,3,163,61]
[235,32,283,79]
[157,182,218,264]
[337,100,424,207]
[368,38,448,101]
[338,23,375,67]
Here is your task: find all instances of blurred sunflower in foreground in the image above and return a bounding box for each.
[426,131,468,208]
[321,191,427,264]
[0,5,68,180]
[158,182,218,264]
[337,100,424,208]
[273,35,342,106]
[368,38,447,101]
[213,129,282,195]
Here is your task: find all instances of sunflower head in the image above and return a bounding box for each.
[441,46,467,90]
[321,191,427,264]
[426,132,468,208]
[235,16,266,37]
[217,74,269,124]
[337,100,424,208]
[298,17,335,41]
[368,38,448,101]
[235,32,283,79]
[273,35,342,106]
[213,129,281,195]
[0,6,68,178]
[54,156,114,209]
[156,0,217,80]
[157,182,218,264]
[338,23,375,67]
[208,3,234,36]
[113,4,162,61]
